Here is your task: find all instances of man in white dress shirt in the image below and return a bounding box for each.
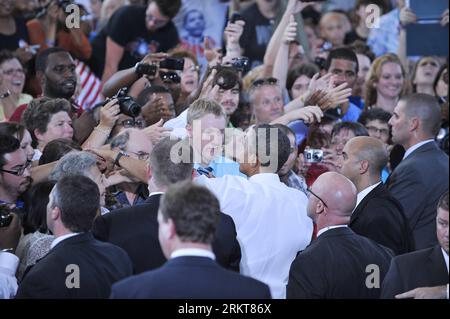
[195,124,313,299]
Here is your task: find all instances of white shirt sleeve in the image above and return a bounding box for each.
[0,252,19,299]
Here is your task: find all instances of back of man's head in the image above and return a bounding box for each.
[149,137,193,187]
[51,175,100,233]
[400,93,442,137]
[49,151,97,181]
[313,172,357,218]
[250,124,291,173]
[159,181,220,244]
[346,136,388,176]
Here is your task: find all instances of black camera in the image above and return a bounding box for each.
[231,57,250,72]
[107,88,141,118]
[160,71,181,84]
[0,204,13,228]
[57,0,74,11]
[159,58,185,71]
[135,63,158,77]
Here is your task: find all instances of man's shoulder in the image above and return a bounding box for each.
[392,246,435,266]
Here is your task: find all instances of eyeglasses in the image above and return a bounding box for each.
[2,68,25,76]
[0,160,32,176]
[119,119,146,129]
[250,77,278,88]
[366,126,389,136]
[306,187,329,208]
[160,71,181,84]
[128,151,150,161]
[146,13,169,28]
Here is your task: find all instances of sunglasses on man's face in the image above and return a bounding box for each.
[119,119,146,128]
[160,71,181,84]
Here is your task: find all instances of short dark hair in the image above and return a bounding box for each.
[0,50,18,66]
[39,138,82,165]
[331,121,369,139]
[286,63,320,94]
[253,124,291,172]
[153,0,182,19]
[51,175,100,233]
[137,85,171,106]
[325,47,359,74]
[0,135,20,170]
[0,122,27,143]
[23,181,56,235]
[358,108,392,126]
[35,47,68,73]
[350,40,376,62]
[400,93,442,136]
[159,181,220,244]
[149,137,193,187]
[438,191,449,212]
[23,97,71,147]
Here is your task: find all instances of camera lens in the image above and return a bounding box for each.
[119,97,141,118]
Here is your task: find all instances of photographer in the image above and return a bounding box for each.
[26,0,92,61]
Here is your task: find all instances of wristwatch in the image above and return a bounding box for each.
[113,151,129,168]
[0,90,11,99]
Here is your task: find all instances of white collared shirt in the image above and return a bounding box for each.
[50,233,80,250]
[355,182,382,210]
[403,139,434,160]
[195,173,313,299]
[171,248,215,260]
[0,252,19,298]
[442,248,449,274]
[164,109,188,139]
[317,225,348,238]
[149,192,164,198]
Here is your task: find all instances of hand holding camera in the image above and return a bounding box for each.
[0,205,21,253]
[98,98,120,129]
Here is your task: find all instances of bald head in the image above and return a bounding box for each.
[344,136,388,177]
[311,172,357,218]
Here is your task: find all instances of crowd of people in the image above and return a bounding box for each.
[0,0,449,299]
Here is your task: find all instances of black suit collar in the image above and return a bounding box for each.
[350,183,385,225]
[405,141,439,160]
[316,226,353,241]
[165,255,218,268]
[51,232,94,251]
[144,193,163,204]
[428,245,448,275]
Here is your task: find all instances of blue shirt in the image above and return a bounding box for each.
[342,102,362,122]
[0,199,24,209]
[194,156,246,178]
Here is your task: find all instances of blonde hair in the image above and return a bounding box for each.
[364,54,409,110]
[187,99,226,125]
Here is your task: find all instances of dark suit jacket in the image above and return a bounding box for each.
[381,245,449,299]
[110,256,271,299]
[350,183,415,255]
[15,232,133,299]
[286,227,393,299]
[92,194,241,274]
[387,142,449,250]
